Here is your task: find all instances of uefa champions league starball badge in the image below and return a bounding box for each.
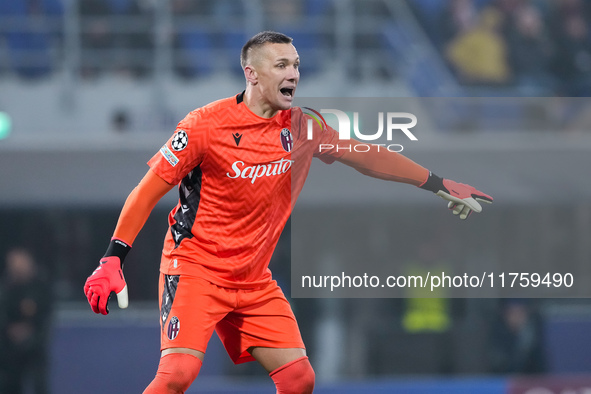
[171,130,188,151]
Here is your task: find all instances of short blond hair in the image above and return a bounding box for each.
[240,31,293,69]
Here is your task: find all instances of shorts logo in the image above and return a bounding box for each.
[167,316,180,340]
[280,128,293,152]
[171,130,188,151]
[159,145,179,167]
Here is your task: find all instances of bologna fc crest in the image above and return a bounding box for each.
[167,316,180,340]
[280,128,293,152]
[171,130,188,151]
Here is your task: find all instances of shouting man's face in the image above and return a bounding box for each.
[244,42,300,117]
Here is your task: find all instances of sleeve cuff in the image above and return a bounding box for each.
[104,238,132,261]
[419,172,446,193]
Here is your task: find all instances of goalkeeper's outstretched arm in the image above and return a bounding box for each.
[84,169,174,315]
[336,141,493,219]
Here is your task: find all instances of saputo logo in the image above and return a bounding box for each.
[303,107,418,153]
[226,158,294,184]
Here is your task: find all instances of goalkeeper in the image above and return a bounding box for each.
[84,31,492,394]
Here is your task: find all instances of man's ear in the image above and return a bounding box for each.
[244,65,258,85]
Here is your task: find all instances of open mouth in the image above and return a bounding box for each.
[280,87,294,98]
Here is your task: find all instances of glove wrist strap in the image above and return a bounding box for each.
[419,172,446,194]
[104,238,131,264]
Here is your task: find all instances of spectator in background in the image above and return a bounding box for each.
[395,238,454,375]
[446,6,512,86]
[551,13,591,96]
[550,0,591,25]
[171,0,214,78]
[0,248,53,394]
[439,0,478,49]
[506,4,555,95]
[350,0,394,79]
[1,0,55,79]
[494,0,528,21]
[121,0,154,78]
[79,0,113,78]
[368,237,458,375]
[489,299,545,374]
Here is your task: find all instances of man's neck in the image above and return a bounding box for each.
[243,88,278,119]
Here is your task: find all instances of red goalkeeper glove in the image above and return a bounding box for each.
[84,238,131,315]
[420,172,493,219]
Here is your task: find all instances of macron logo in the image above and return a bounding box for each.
[226,158,294,184]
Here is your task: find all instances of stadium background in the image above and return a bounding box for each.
[1,0,591,393]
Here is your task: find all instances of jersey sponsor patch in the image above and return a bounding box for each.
[226,158,294,184]
[171,130,188,151]
[160,145,179,167]
[280,128,293,152]
[167,316,180,340]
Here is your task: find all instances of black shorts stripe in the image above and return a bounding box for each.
[160,274,180,327]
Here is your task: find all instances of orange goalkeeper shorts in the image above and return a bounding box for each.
[158,273,305,364]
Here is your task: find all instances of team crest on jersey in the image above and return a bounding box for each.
[171,130,188,151]
[167,316,180,340]
[280,128,293,152]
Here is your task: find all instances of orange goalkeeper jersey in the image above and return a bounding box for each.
[148,92,343,288]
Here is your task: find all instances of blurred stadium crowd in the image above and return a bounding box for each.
[1,0,591,97]
[0,0,338,80]
[409,0,591,96]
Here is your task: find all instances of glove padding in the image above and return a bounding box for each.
[84,256,128,315]
[437,179,493,219]
[420,172,493,220]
